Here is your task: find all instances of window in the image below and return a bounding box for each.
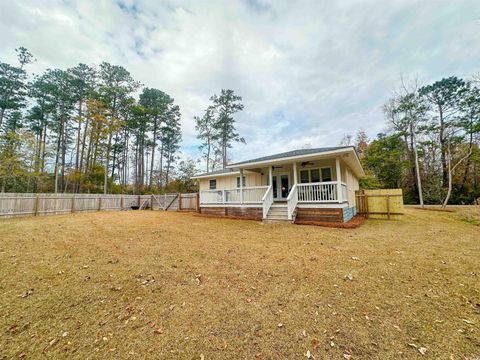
[236,176,246,188]
[300,170,309,183]
[298,167,332,183]
[209,179,217,190]
[311,169,320,182]
[321,167,332,181]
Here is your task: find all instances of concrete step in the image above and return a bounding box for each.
[263,218,292,224]
[266,215,289,220]
[268,209,288,214]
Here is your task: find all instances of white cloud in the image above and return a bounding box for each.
[1,0,479,168]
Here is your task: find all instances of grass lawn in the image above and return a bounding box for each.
[0,208,479,359]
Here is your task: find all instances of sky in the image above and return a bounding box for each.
[1,0,479,167]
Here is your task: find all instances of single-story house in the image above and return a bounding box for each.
[192,146,365,223]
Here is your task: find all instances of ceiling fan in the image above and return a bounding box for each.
[301,161,314,167]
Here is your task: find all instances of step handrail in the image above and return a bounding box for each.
[262,185,274,219]
[286,183,298,220]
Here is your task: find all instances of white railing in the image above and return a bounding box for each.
[225,189,241,203]
[297,181,339,202]
[200,189,224,204]
[262,185,273,218]
[286,183,298,220]
[200,181,346,212]
[341,182,348,202]
[244,187,269,203]
[200,186,269,205]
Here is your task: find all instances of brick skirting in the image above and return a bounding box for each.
[295,208,344,223]
[199,207,262,220]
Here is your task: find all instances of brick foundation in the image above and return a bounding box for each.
[199,207,262,221]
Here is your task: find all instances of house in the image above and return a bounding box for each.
[192,146,365,223]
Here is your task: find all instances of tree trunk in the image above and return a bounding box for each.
[74,100,83,192]
[159,143,164,188]
[462,115,474,185]
[442,142,473,208]
[149,117,158,187]
[110,131,119,179]
[206,138,211,173]
[0,107,5,129]
[438,105,448,186]
[104,131,113,194]
[412,133,424,208]
[60,117,67,192]
[408,129,418,200]
[54,132,61,194]
[40,123,47,173]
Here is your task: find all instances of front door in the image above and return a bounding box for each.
[272,174,290,200]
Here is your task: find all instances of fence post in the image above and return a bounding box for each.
[386,195,390,220]
[151,195,154,210]
[179,194,182,211]
[34,194,40,216]
[137,195,140,208]
[196,193,200,212]
[120,196,124,210]
[98,196,102,211]
[365,194,369,219]
[71,195,75,213]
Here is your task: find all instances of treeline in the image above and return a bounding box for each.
[0,47,183,194]
[195,89,245,171]
[348,75,480,206]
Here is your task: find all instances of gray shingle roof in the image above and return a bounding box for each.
[228,146,353,166]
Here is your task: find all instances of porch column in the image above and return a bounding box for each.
[336,157,342,203]
[292,162,298,185]
[239,168,244,204]
[268,166,273,187]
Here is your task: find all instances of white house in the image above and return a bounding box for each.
[192,146,365,223]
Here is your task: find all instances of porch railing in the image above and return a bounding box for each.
[200,186,269,205]
[297,181,339,202]
[341,182,348,202]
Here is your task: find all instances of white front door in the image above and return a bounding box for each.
[272,173,290,200]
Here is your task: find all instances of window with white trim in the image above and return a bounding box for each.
[321,167,332,181]
[209,179,217,189]
[300,170,309,183]
[236,176,246,188]
[299,167,333,183]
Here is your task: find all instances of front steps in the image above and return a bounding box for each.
[263,204,294,223]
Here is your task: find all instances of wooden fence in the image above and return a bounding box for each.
[0,192,199,219]
[356,189,404,219]
[178,193,199,211]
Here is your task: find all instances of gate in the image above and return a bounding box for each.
[356,189,404,219]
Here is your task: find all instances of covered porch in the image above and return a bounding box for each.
[199,148,360,221]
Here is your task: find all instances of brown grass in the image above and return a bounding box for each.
[295,215,366,228]
[456,206,480,226]
[0,209,479,359]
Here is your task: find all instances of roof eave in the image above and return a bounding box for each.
[227,147,356,169]
[191,171,240,179]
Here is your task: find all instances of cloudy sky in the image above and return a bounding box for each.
[1,0,479,165]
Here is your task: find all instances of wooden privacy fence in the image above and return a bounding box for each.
[356,189,404,219]
[0,192,199,219]
[178,193,199,211]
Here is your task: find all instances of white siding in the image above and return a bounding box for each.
[199,172,263,191]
